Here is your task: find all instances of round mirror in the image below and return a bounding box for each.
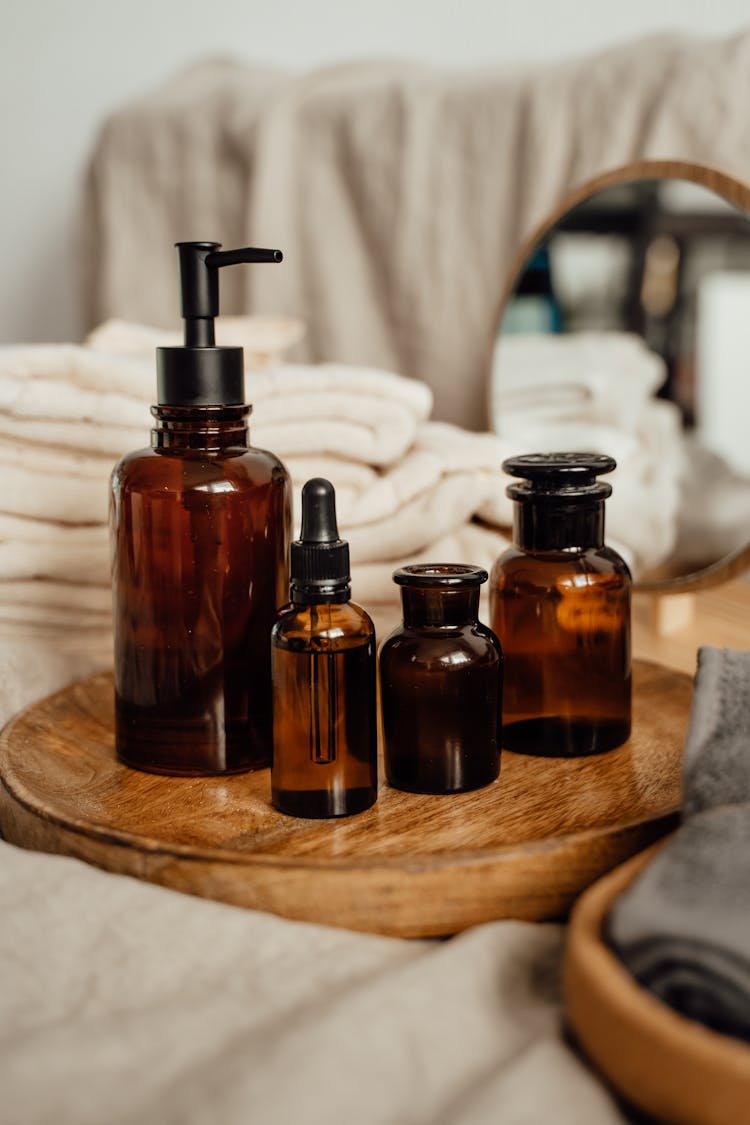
[490,160,750,593]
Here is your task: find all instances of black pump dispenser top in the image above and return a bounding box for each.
[156,241,283,407]
[290,479,351,604]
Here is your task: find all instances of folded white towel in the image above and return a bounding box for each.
[87,315,306,368]
[0,581,111,629]
[0,372,147,429]
[0,343,155,397]
[284,457,379,524]
[491,332,666,420]
[353,522,509,605]
[346,469,499,563]
[0,438,114,525]
[0,516,108,584]
[416,422,513,528]
[286,424,511,536]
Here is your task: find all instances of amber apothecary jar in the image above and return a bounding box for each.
[380,564,503,794]
[490,453,631,758]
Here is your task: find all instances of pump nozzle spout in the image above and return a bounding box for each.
[174,242,283,347]
[206,247,283,268]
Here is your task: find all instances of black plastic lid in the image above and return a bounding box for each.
[503,452,616,503]
[156,242,282,406]
[290,479,351,604]
[393,564,488,588]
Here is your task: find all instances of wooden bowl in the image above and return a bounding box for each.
[564,843,750,1124]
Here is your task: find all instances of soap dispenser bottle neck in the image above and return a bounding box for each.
[150,403,250,452]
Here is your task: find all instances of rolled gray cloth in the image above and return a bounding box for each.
[607,646,750,1041]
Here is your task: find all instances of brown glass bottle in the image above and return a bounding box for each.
[380,565,502,794]
[490,453,631,758]
[271,479,377,818]
[111,404,291,774]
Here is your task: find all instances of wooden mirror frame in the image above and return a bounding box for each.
[488,159,750,595]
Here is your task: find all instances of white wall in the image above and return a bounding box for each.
[3,0,750,343]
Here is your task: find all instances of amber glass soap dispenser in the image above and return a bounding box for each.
[490,453,631,757]
[271,479,378,818]
[110,243,292,775]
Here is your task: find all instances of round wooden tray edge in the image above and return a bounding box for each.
[0,670,681,873]
[0,660,692,937]
[0,786,677,937]
[0,764,678,873]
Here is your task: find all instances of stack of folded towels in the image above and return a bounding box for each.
[1,320,692,640]
[0,319,515,638]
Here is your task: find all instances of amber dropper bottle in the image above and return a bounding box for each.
[271,479,378,818]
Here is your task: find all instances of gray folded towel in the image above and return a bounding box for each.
[607,646,750,1041]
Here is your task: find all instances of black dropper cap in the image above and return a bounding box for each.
[290,479,351,605]
[156,242,283,406]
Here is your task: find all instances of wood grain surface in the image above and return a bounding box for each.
[0,659,691,937]
[564,842,750,1125]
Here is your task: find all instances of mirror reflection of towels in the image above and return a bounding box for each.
[491,332,684,571]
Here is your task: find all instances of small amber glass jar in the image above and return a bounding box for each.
[380,565,503,794]
[490,453,631,757]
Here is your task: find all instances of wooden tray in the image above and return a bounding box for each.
[564,843,750,1125]
[0,660,690,938]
